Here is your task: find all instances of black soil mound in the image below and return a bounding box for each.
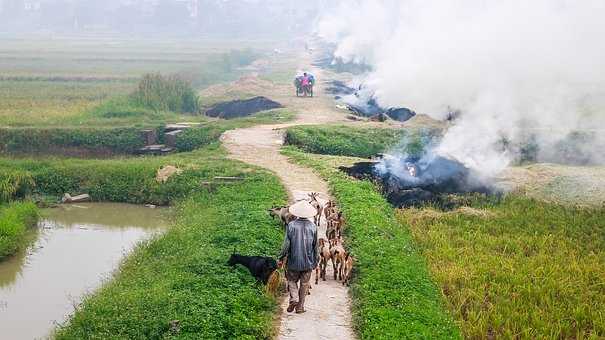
[205,96,283,119]
[385,107,416,122]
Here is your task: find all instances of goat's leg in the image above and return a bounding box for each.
[315,266,319,285]
[332,258,338,280]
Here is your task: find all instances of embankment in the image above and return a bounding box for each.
[282,146,461,339]
[0,201,39,259]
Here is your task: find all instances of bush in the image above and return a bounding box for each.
[0,127,150,155]
[132,74,200,114]
[175,126,224,152]
[282,147,461,339]
[285,125,441,158]
[0,201,39,259]
[0,169,35,202]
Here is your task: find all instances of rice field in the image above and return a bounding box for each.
[398,197,605,339]
[0,37,269,126]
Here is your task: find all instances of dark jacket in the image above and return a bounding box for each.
[278,218,319,271]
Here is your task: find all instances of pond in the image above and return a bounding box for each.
[0,203,170,340]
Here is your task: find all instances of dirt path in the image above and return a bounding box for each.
[221,52,357,339]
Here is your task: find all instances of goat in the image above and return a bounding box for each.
[329,240,346,281]
[328,211,345,239]
[315,238,332,284]
[342,253,354,286]
[268,206,294,227]
[307,192,323,226]
[227,253,277,285]
[323,200,337,221]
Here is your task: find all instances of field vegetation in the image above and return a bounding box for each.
[285,125,441,158]
[282,147,461,339]
[0,38,265,127]
[399,198,605,339]
[0,169,38,259]
[53,153,286,339]
[284,126,605,339]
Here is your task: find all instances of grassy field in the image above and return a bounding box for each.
[285,125,442,158]
[0,37,270,127]
[282,146,461,339]
[399,198,605,339]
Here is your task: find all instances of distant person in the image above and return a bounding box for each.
[301,72,311,87]
[277,200,319,314]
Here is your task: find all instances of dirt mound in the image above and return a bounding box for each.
[205,96,283,119]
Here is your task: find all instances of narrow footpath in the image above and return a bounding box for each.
[221,58,356,339]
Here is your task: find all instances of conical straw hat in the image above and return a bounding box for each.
[289,200,317,219]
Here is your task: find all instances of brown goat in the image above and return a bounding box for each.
[327,210,345,239]
[268,206,294,227]
[315,238,332,284]
[330,239,346,281]
[307,192,323,226]
[342,253,354,285]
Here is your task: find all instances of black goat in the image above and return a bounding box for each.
[227,253,277,284]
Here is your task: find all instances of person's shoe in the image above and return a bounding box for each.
[295,307,306,314]
[287,302,298,313]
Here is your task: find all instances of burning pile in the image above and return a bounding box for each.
[340,153,495,208]
[326,80,416,122]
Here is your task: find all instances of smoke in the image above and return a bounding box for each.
[317,0,605,176]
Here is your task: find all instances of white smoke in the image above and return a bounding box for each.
[317,0,605,176]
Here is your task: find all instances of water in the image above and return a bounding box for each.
[0,203,169,340]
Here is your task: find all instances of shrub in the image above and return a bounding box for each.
[0,201,39,259]
[132,74,200,114]
[175,126,224,152]
[0,169,35,202]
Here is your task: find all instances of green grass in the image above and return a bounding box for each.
[398,197,605,339]
[0,143,288,338]
[282,146,461,339]
[0,109,295,157]
[0,201,39,259]
[285,125,441,158]
[53,157,286,339]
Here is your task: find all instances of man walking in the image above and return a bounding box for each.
[277,200,319,314]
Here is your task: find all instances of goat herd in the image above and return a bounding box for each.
[269,192,354,287]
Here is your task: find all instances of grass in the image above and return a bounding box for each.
[398,197,605,339]
[51,156,286,339]
[0,143,288,338]
[0,37,268,127]
[285,125,441,158]
[282,146,461,339]
[0,201,39,259]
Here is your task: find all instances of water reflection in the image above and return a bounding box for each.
[0,203,169,340]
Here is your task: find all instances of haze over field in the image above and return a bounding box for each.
[318,0,605,175]
[0,0,325,36]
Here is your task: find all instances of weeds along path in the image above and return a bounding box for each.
[221,55,356,339]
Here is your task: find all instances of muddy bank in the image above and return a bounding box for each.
[0,203,169,340]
